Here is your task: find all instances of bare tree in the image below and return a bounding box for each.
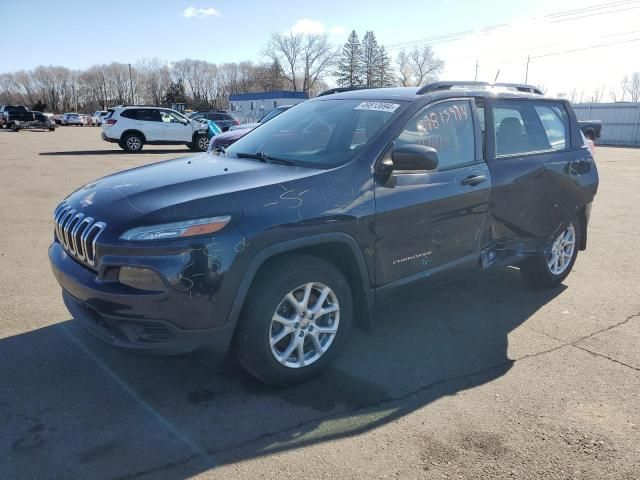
[408,45,443,86]
[136,58,170,106]
[396,50,412,87]
[300,34,336,94]
[265,32,303,91]
[568,89,584,104]
[622,72,640,102]
[589,85,605,103]
[265,32,334,94]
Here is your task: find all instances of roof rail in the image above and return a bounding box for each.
[417,81,543,95]
[317,86,377,97]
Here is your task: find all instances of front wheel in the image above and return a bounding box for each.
[189,133,209,152]
[235,254,353,385]
[520,216,581,288]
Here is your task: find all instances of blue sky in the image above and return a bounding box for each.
[1,0,638,96]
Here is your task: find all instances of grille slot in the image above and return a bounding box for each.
[53,202,106,268]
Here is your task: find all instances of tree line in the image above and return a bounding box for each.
[555,72,640,104]
[0,30,444,113]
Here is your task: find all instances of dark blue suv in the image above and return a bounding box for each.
[49,82,598,385]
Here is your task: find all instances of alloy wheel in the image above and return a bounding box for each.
[547,223,576,275]
[269,282,340,368]
[126,136,142,151]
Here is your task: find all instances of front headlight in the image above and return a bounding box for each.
[120,216,231,241]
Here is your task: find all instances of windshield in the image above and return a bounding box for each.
[226,99,405,168]
[259,107,288,124]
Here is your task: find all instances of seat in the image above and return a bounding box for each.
[497,117,525,155]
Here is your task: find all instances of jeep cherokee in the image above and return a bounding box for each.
[49,82,598,385]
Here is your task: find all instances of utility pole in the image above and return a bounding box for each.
[474,59,479,81]
[128,63,134,104]
[525,55,530,83]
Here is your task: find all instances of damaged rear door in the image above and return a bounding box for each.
[483,98,586,264]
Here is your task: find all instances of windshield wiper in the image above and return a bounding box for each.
[235,152,296,166]
[211,145,227,156]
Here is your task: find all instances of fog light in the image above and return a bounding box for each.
[118,267,166,292]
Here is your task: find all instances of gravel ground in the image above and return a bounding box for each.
[0,127,638,479]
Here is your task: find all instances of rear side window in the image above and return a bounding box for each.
[493,101,569,157]
[395,99,476,170]
[120,109,138,119]
[137,109,160,122]
[535,105,568,151]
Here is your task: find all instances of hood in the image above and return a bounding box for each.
[212,127,254,144]
[230,122,259,131]
[64,153,323,231]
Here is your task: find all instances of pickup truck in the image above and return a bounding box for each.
[579,120,602,142]
[49,81,598,385]
[0,105,35,130]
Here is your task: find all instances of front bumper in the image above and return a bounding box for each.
[49,242,236,357]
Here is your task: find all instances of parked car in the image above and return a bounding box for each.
[578,120,602,142]
[30,111,56,131]
[49,82,598,385]
[92,111,108,126]
[62,113,84,126]
[0,105,34,129]
[53,114,64,125]
[210,105,293,151]
[101,106,210,152]
[188,110,239,131]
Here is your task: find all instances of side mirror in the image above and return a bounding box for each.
[390,144,439,171]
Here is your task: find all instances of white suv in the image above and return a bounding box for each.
[102,106,210,152]
[92,110,108,126]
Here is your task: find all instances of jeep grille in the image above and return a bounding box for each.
[53,202,106,269]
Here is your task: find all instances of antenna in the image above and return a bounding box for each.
[494,69,501,82]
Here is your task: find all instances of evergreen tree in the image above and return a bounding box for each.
[335,30,363,88]
[374,46,395,87]
[163,79,187,105]
[32,100,48,112]
[361,31,379,88]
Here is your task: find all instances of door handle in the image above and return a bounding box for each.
[460,174,487,186]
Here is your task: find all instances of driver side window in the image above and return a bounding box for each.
[395,100,475,170]
[160,110,184,123]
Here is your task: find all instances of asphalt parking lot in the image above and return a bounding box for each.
[0,126,639,479]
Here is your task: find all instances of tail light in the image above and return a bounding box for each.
[105,119,117,126]
[234,119,240,125]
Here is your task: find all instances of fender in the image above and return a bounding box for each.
[120,129,146,142]
[226,232,375,330]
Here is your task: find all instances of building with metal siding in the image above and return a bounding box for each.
[572,103,640,146]
[229,91,308,124]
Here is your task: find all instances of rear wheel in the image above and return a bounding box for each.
[235,254,353,385]
[520,216,580,288]
[121,133,144,152]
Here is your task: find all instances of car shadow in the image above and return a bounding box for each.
[0,267,565,479]
[39,149,192,156]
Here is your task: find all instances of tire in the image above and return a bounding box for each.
[194,134,209,152]
[235,254,353,386]
[49,127,55,131]
[121,133,144,152]
[520,215,581,289]
[585,130,595,142]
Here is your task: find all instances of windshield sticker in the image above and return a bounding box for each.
[354,102,400,113]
